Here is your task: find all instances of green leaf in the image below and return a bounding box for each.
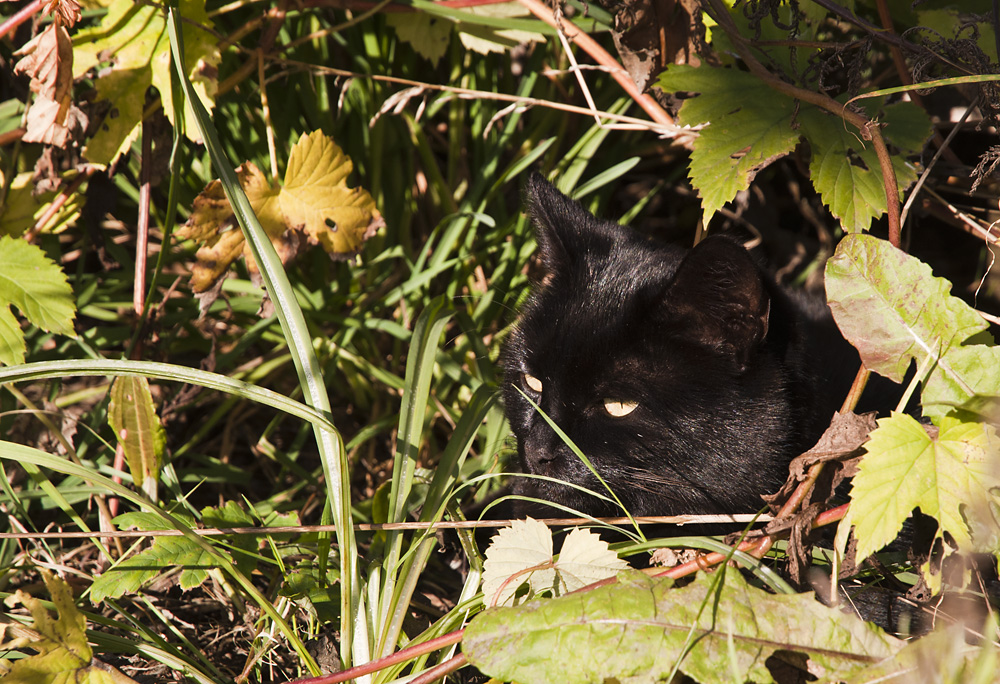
[202,500,258,577]
[386,14,452,66]
[801,102,928,232]
[0,235,76,366]
[108,376,165,493]
[825,234,999,413]
[91,502,259,602]
[464,570,903,684]
[72,0,220,165]
[845,623,1000,684]
[657,64,801,226]
[836,412,1000,593]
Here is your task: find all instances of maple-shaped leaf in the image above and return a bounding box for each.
[836,412,1000,594]
[0,235,77,366]
[481,518,627,607]
[108,376,165,499]
[657,65,932,232]
[657,64,801,226]
[1,570,137,684]
[552,527,629,593]
[465,570,903,684]
[825,234,1000,415]
[72,0,220,165]
[178,130,383,292]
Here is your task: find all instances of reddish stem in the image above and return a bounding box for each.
[135,116,152,317]
[285,630,465,684]
[516,0,675,128]
[0,0,44,41]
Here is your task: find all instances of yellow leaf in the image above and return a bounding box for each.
[108,376,165,493]
[280,130,383,255]
[1,571,139,683]
[179,132,382,292]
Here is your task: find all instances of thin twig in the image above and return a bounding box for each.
[516,0,675,128]
[0,513,771,540]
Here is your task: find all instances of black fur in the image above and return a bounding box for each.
[503,174,860,516]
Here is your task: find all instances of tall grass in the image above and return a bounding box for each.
[0,2,656,681]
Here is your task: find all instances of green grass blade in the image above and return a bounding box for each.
[375,297,453,657]
[167,8,357,668]
[0,439,321,675]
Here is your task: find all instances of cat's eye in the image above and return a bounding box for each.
[523,373,544,393]
[603,399,638,417]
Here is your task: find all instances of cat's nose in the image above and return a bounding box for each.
[522,426,562,471]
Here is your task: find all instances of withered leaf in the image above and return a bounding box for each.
[14,23,73,102]
[179,132,382,292]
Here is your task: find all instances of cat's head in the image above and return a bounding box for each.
[502,174,805,517]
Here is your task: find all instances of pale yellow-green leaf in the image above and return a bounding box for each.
[82,67,150,166]
[387,14,452,66]
[552,527,629,593]
[837,412,1000,593]
[482,517,556,607]
[108,376,165,492]
[72,0,220,165]
[482,519,628,607]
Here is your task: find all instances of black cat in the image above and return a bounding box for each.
[502,174,863,517]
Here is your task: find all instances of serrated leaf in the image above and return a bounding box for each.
[482,518,556,607]
[90,534,215,602]
[800,103,928,232]
[464,570,903,684]
[108,376,164,494]
[657,64,801,225]
[825,234,999,414]
[552,528,629,593]
[202,500,257,577]
[0,235,76,366]
[482,520,630,607]
[1,570,137,684]
[92,503,268,602]
[72,0,220,165]
[178,131,382,292]
[836,412,1000,593]
[387,14,452,66]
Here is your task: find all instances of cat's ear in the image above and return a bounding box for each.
[523,172,597,277]
[666,236,770,366]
